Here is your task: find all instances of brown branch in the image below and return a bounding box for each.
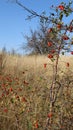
[53,81,62,104]
[16,0,48,20]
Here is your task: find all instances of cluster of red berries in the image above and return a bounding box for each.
[47,41,55,59]
[58,5,65,10]
[47,112,53,118]
[62,35,69,40]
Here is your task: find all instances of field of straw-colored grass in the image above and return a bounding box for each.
[1,54,73,91]
[0,54,73,130]
[4,54,73,73]
[3,54,73,82]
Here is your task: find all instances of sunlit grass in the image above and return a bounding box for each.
[0,53,73,130]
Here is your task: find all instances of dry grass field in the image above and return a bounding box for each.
[0,53,73,130]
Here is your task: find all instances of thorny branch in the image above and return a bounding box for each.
[15,0,49,20]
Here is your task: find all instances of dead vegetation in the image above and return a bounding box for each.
[0,53,73,130]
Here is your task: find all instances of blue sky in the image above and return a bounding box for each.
[0,0,73,53]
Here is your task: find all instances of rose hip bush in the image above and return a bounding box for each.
[44,1,73,129]
[0,1,73,130]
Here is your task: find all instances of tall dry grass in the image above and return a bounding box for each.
[3,54,73,76]
[3,54,73,85]
[0,53,73,130]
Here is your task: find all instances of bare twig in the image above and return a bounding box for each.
[16,0,48,20]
